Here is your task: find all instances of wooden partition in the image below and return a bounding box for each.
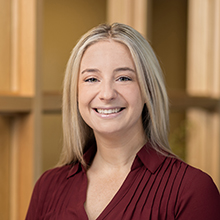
[186,0,220,187]
[107,0,148,37]
[0,0,42,219]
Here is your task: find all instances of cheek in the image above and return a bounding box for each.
[77,85,96,115]
[77,96,89,126]
[125,86,144,107]
[77,86,87,115]
[78,84,89,103]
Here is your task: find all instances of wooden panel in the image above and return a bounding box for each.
[8,0,43,219]
[187,109,220,187]
[17,115,35,219]
[9,113,42,220]
[42,114,62,172]
[107,0,147,36]
[0,94,32,113]
[9,115,34,220]
[42,0,106,92]
[187,0,209,95]
[186,0,220,187]
[168,91,220,111]
[169,112,186,160]
[133,0,147,35]
[10,0,37,95]
[152,0,187,91]
[0,0,11,91]
[187,110,209,170]
[212,0,220,97]
[151,0,187,161]
[187,0,220,97]
[0,117,10,220]
[42,92,62,113]
[107,0,130,24]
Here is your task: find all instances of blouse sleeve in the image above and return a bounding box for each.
[175,167,220,220]
[25,169,52,220]
[25,176,42,220]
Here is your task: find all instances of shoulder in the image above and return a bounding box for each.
[180,164,219,200]
[164,156,219,193]
[35,165,72,193]
[26,165,73,219]
[31,165,73,206]
[38,165,72,183]
[174,160,220,219]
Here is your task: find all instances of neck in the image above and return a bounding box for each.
[91,129,147,170]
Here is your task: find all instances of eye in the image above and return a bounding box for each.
[84,77,99,83]
[117,76,132,82]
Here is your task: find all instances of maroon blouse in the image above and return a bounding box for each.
[26,143,220,220]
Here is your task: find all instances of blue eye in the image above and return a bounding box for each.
[117,76,131,82]
[85,77,98,83]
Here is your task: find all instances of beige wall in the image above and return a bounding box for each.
[151,0,187,91]
[43,0,107,92]
[151,0,188,159]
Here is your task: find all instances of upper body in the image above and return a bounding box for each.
[26,23,220,220]
[26,143,220,220]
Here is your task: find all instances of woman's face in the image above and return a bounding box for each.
[78,40,145,138]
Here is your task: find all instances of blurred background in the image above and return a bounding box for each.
[0,0,220,219]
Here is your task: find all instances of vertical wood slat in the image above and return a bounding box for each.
[0,0,11,91]
[10,115,37,220]
[11,0,36,95]
[0,117,10,220]
[17,115,35,220]
[10,118,19,220]
[187,0,220,97]
[11,0,19,92]
[9,0,43,219]
[107,0,148,36]
[107,0,133,25]
[212,0,220,97]
[187,0,208,95]
[133,0,147,37]
[187,0,220,187]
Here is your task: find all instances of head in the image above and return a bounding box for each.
[60,23,171,167]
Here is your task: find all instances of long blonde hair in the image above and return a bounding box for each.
[59,23,171,167]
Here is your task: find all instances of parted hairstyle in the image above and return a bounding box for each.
[59,23,172,167]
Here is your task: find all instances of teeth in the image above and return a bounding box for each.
[97,108,121,114]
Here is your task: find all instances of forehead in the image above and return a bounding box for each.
[80,40,134,67]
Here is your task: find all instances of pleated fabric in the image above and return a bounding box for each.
[26,143,220,220]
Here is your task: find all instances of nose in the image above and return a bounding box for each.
[99,81,117,101]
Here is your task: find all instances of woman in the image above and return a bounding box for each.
[26,23,220,220]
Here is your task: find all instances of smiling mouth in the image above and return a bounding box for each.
[95,108,125,115]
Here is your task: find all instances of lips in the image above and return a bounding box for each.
[95,108,125,115]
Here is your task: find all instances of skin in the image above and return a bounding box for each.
[78,40,147,220]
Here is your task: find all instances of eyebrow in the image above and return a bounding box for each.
[113,67,135,73]
[81,67,136,74]
[81,68,100,74]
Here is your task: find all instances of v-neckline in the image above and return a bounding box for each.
[83,163,142,220]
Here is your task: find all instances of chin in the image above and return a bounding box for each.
[94,128,123,137]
